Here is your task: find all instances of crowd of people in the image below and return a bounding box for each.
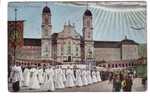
[9,62,102,92]
[8,62,139,92]
[110,70,134,92]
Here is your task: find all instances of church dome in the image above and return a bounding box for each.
[84,9,92,16]
[43,6,51,13]
[121,38,138,45]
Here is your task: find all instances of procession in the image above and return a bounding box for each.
[9,62,103,92]
[8,1,147,92]
[8,61,144,92]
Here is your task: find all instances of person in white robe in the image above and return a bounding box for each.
[86,70,93,84]
[9,63,24,92]
[81,69,88,86]
[29,67,35,89]
[62,68,67,86]
[71,68,76,85]
[43,67,55,91]
[23,67,30,87]
[75,68,83,87]
[18,64,24,87]
[96,70,102,82]
[29,67,40,89]
[43,67,48,88]
[53,67,58,88]
[37,67,44,85]
[47,67,55,91]
[54,66,65,89]
[92,70,97,83]
[59,66,65,88]
[66,67,75,87]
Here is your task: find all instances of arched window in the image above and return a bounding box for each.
[115,64,118,68]
[45,46,48,57]
[129,63,131,66]
[76,46,78,56]
[132,63,134,66]
[87,20,90,27]
[88,32,90,38]
[45,14,49,25]
[61,44,64,55]
[119,64,121,67]
[68,41,71,55]
[112,64,114,68]
[108,64,110,68]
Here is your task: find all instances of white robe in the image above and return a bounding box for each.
[23,68,30,87]
[92,71,97,83]
[54,68,65,89]
[19,66,24,87]
[9,65,24,86]
[66,69,75,87]
[29,68,40,89]
[86,70,93,84]
[43,69,48,86]
[81,70,88,86]
[72,70,76,83]
[29,68,34,88]
[75,69,83,86]
[38,68,44,84]
[43,68,55,91]
[96,71,101,82]
[53,69,57,88]
[62,69,66,84]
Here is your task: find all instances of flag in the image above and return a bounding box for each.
[8,20,24,48]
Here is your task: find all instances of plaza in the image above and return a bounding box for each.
[8,78,145,92]
[8,2,147,92]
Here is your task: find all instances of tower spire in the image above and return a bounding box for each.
[73,23,75,27]
[86,1,89,9]
[125,35,127,39]
[46,1,48,6]
[64,21,66,25]
[68,20,71,26]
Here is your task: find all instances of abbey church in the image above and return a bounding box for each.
[41,6,95,62]
[8,5,139,65]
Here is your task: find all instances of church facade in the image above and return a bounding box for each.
[9,6,139,65]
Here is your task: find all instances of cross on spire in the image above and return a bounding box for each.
[125,35,127,39]
[46,1,48,6]
[64,21,66,25]
[86,1,89,9]
[73,23,75,27]
[68,20,71,25]
[14,8,17,21]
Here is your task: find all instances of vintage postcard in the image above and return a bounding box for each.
[8,1,147,92]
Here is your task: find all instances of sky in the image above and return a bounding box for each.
[8,2,147,43]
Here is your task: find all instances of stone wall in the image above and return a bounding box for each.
[122,44,139,60]
[94,48,121,62]
[16,46,41,60]
[138,44,147,58]
[56,38,81,62]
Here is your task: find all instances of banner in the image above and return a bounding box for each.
[8,20,24,48]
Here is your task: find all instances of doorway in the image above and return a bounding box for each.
[68,56,71,62]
